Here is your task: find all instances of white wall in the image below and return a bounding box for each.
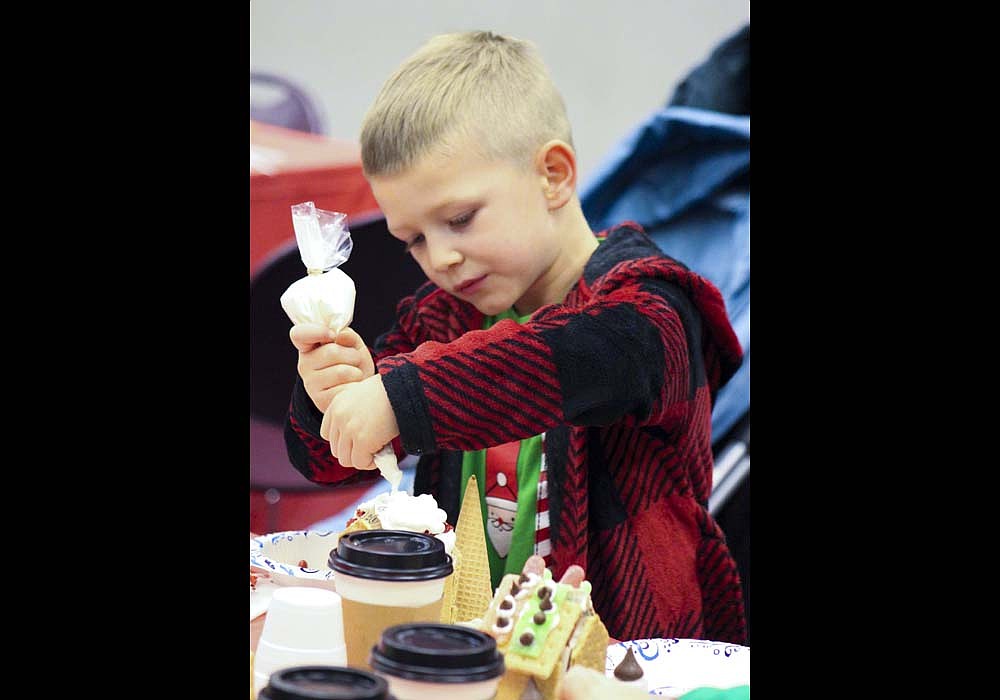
[251,0,749,182]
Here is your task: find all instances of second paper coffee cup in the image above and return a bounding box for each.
[329,530,454,669]
[369,623,504,700]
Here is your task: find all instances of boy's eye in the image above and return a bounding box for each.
[448,210,476,229]
[404,233,424,252]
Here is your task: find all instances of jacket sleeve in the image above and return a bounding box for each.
[378,262,702,455]
[284,310,421,487]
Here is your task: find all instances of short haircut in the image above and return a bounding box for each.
[361,30,573,177]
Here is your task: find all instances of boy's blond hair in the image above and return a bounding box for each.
[361,30,572,177]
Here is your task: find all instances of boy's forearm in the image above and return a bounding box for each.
[379,322,564,452]
[288,377,325,437]
[378,295,686,452]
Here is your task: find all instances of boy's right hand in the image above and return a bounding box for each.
[290,324,375,414]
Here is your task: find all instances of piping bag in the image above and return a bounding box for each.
[279,201,402,492]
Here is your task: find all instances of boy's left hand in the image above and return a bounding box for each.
[320,373,400,469]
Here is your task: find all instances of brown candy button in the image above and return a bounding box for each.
[519,631,535,646]
[539,598,553,611]
[533,611,546,625]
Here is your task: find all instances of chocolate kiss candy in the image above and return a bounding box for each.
[614,646,644,682]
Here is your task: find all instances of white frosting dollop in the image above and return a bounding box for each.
[357,491,454,553]
[435,529,456,555]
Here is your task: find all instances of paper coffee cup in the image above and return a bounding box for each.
[258,665,396,700]
[329,531,453,669]
[369,623,504,700]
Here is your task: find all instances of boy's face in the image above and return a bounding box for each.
[368,139,568,316]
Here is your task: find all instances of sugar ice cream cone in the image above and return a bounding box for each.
[450,475,494,623]
[440,545,461,624]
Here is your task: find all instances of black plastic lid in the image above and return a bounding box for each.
[258,665,394,700]
[369,623,505,683]
[328,530,453,581]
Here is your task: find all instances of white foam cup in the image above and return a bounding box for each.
[253,586,347,696]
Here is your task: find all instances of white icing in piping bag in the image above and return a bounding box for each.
[374,444,401,493]
[281,202,402,494]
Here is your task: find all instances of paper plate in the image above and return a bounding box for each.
[605,638,750,697]
[250,530,339,589]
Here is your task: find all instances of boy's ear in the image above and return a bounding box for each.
[535,140,576,210]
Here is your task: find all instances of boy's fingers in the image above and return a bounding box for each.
[522,555,546,577]
[327,384,350,400]
[351,446,378,471]
[290,323,337,352]
[560,665,648,700]
[316,364,364,387]
[521,556,585,587]
[320,404,333,442]
[334,326,364,348]
[559,666,598,700]
[559,565,586,587]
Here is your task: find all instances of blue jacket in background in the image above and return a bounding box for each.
[580,105,750,441]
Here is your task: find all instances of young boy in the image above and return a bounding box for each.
[284,30,746,644]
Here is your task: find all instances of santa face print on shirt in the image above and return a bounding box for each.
[484,440,520,558]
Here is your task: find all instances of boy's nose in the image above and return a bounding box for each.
[427,239,462,272]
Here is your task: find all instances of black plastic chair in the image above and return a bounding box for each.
[251,71,326,135]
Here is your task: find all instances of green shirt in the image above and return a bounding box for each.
[459,307,545,590]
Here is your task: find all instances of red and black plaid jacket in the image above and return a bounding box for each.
[286,223,747,644]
